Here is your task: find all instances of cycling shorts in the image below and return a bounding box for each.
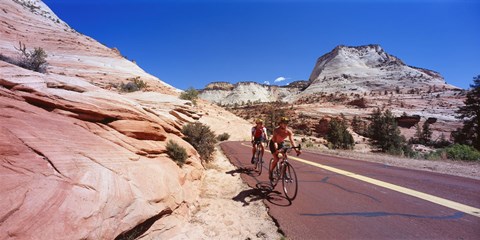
[269,140,284,153]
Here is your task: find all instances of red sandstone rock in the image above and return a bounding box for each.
[0,1,206,239]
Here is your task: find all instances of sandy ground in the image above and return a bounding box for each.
[173,146,283,240]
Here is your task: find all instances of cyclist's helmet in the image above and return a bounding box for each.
[279,117,290,124]
[255,119,264,124]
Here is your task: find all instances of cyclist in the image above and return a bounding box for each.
[269,117,301,180]
[251,119,268,164]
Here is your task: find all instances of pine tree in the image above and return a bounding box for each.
[367,108,405,154]
[421,121,433,145]
[352,116,365,135]
[413,123,422,144]
[326,117,354,149]
[452,75,480,150]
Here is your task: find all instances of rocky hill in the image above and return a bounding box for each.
[199,81,304,105]
[200,45,466,143]
[303,44,456,95]
[200,45,460,105]
[0,0,251,239]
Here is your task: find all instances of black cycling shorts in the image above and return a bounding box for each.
[269,140,284,153]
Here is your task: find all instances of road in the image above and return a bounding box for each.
[221,141,480,240]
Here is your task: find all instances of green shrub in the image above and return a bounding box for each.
[166,140,188,167]
[425,150,446,161]
[444,144,480,161]
[425,144,480,161]
[217,132,230,141]
[180,87,199,105]
[120,76,148,92]
[452,75,480,151]
[326,117,354,150]
[182,122,217,162]
[6,41,48,73]
[367,108,405,155]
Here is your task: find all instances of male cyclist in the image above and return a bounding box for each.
[269,117,301,180]
[251,119,268,164]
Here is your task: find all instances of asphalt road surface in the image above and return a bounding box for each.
[221,141,480,240]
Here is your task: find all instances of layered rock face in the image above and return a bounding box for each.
[304,44,455,94]
[0,0,176,94]
[200,45,459,105]
[0,0,205,239]
[199,81,302,105]
[199,45,465,141]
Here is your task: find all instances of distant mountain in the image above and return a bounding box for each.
[199,81,305,105]
[199,45,460,105]
[303,44,457,95]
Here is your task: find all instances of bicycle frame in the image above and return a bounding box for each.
[253,140,264,174]
[269,145,301,200]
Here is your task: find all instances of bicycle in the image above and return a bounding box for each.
[252,140,264,175]
[269,144,301,201]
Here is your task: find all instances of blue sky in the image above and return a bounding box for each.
[43,0,479,90]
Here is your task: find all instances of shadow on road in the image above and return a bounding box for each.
[226,165,266,177]
[232,182,293,207]
[226,167,255,176]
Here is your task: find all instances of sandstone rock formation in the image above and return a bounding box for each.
[0,0,233,239]
[0,0,176,94]
[199,81,302,105]
[304,44,455,95]
[202,45,466,142]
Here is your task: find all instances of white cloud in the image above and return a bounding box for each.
[263,81,270,85]
[274,77,287,82]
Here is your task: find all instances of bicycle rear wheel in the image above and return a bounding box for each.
[282,162,298,200]
[255,145,263,174]
[269,158,280,187]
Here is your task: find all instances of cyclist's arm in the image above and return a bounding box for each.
[271,130,279,154]
[287,130,296,148]
[288,129,301,154]
[251,127,255,143]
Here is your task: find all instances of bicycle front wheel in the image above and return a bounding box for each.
[282,162,298,200]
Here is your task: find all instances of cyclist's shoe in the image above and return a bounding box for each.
[251,157,255,164]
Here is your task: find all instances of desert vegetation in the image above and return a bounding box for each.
[451,75,480,151]
[166,140,188,167]
[325,115,354,150]
[222,75,480,161]
[119,76,148,92]
[180,87,200,105]
[366,108,406,155]
[181,122,217,162]
[0,41,48,73]
[217,132,231,141]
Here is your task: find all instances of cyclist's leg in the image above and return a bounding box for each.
[268,140,278,180]
[260,140,265,155]
[251,139,257,163]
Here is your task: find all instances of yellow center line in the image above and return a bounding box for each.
[239,143,480,217]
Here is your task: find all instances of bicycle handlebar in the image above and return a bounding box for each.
[279,144,302,156]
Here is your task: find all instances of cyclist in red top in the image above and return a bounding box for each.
[251,119,268,164]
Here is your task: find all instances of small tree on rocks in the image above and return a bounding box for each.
[182,122,217,162]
